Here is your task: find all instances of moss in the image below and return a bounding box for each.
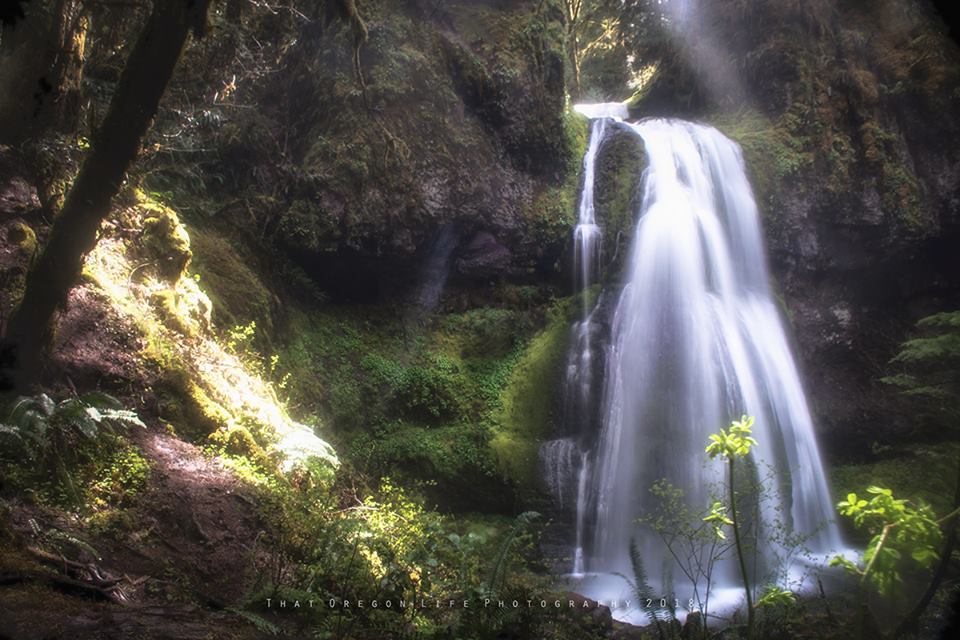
[189,226,274,330]
[84,444,150,510]
[147,281,212,337]
[490,298,572,489]
[140,202,192,282]
[830,442,960,529]
[149,289,192,336]
[157,368,233,439]
[6,220,37,257]
[710,110,810,218]
[593,127,646,271]
[209,424,275,472]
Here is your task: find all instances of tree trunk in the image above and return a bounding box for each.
[2,0,210,390]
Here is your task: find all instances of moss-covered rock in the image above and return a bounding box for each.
[212,0,578,298]
[148,285,212,337]
[490,299,572,491]
[593,126,646,277]
[209,424,275,472]
[188,226,274,331]
[140,203,192,283]
[6,220,36,257]
[157,368,233,439]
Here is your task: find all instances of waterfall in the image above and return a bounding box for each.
[558,113,841,616]
[540,114,618,575]
[573,117,608,297]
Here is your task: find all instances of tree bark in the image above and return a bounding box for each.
[2,0,210,390]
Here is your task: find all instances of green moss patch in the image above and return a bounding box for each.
[490,299,573,490]
[830,442,960,528]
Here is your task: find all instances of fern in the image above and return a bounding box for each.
[485,511,539,595]
[226,607,281,636]
[1,392,146,507]
[29,518,102,560]
[615,540,677,634]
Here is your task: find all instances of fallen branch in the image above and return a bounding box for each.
[26,545,145,604]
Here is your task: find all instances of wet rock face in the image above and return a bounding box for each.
[224,0,576,301]
[455,230,512,280]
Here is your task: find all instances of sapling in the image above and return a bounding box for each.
[831,486,952,638]
[705,415,759,640]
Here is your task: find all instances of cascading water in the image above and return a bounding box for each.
[540,113,617,576]
[555,112,842,618]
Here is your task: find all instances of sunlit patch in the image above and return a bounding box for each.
[82,191,339,478]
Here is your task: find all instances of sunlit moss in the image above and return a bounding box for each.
[81,192,338,479]
[140,200,192,282]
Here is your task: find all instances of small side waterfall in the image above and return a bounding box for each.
[551,112,842,615]
[573,117,608,296]
[540,114,616,575]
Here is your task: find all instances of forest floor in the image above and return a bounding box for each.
[0,425,275,639]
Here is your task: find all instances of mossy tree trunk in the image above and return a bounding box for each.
[2,0,211,390]
[0,0,89,143]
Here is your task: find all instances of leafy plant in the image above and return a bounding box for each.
[0,392,145,506]
[880,310,960,636]
[831,487,942,595]
[705,415,759,640]
[641,478,731,635]
[830,485,955,639]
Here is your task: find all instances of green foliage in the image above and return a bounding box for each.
[883,311,960,421]
[0,392,145,508]
[491,300,573,490]
[240,471,547,639]
[29,517,102,562]
[618,539,676,628]
[486,511,540,595]
[706,414,758,461]
[756,585,796,608]
[831,486,942,596]
[393,355,469,423]
[705,415,760,638]
[703,500,734,540]
[276,294,568,503]
[831,443,960,518]
[85,445,150,510]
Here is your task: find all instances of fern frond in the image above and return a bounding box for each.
[486,511,539,594]
[226,608,280,635]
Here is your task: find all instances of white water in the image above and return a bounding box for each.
[573,117,615,296]
[557,115,843,620]
[540,114,616,575]
[574,102,630,120]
